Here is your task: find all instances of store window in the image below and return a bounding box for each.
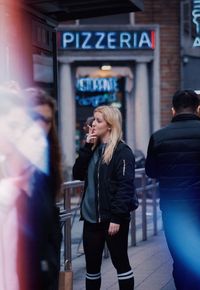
[75,70,126,151]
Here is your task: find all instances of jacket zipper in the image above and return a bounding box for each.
[97,158,101,223]
[123,159,126,176]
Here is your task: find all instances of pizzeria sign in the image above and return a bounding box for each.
[58,30,155,50]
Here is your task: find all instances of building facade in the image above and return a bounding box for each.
[0,1,57,94]
[57,2,178,177]
[135,0,181,126]
[1,1,199,178]
[57,0,200,178]
[57,21,160,177]
[0,0,143,179]
[0,0,143,93]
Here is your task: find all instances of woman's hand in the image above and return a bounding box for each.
[108,222,120,236]
[86,125,97,144]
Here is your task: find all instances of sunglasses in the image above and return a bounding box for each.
[30,111,53,124]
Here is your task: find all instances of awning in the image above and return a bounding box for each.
[23,0,144,21]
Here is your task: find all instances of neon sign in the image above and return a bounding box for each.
[76,77,118,92]
[75,77,123,107]
[76,94,116,107]
[192,0,200,47]
[58,30,155,50]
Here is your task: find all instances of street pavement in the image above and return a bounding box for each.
[72,231,176,290]
[60,198,176,289]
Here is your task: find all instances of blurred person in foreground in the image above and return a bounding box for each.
[145,90,200,289]
[73,105,138,290]
[24,87,63,290]
[0,85,48,290]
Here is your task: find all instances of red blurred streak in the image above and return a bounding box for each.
[0,2,30,289]
[0,0,32,86]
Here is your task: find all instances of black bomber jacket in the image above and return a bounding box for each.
[73,141,136,224]
[145,114,200,208]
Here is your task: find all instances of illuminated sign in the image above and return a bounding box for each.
[58,30,155,50]
[192,0,200,47]
[76,78,118,92]
[76,77,124,107]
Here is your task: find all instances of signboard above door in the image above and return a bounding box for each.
[58,30,155,50]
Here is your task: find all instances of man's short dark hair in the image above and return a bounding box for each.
[172,90,200,113]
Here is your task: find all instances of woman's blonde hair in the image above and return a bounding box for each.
[94,105,123,164]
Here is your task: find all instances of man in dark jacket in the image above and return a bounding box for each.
[145,90,200,290]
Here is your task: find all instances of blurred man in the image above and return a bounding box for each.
[145,90,200,290]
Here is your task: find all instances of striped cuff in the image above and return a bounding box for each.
[117,270,134,280]
[86,272,101,280]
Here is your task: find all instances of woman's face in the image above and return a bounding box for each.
[32,104,53,134]
[93,111,110,141]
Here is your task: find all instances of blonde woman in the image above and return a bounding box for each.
[73,105,138,290]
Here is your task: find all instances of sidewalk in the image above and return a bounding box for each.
[72,231,176,290]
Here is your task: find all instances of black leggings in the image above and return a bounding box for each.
[83,220,134,290]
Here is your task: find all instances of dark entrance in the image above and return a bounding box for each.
[75,74,126,151]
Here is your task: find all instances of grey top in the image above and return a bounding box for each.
[82,144,105,223]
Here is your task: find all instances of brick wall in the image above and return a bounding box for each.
[135,0,181,126]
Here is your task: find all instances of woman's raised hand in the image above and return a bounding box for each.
[86,125,97,144]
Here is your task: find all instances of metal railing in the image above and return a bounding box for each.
[59,169,159,271]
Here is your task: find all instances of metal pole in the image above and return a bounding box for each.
[130,210,136,246]
[141,173,147,241]
[64,187,72,271]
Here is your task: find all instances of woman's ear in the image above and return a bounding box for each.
[171,107,176,117]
